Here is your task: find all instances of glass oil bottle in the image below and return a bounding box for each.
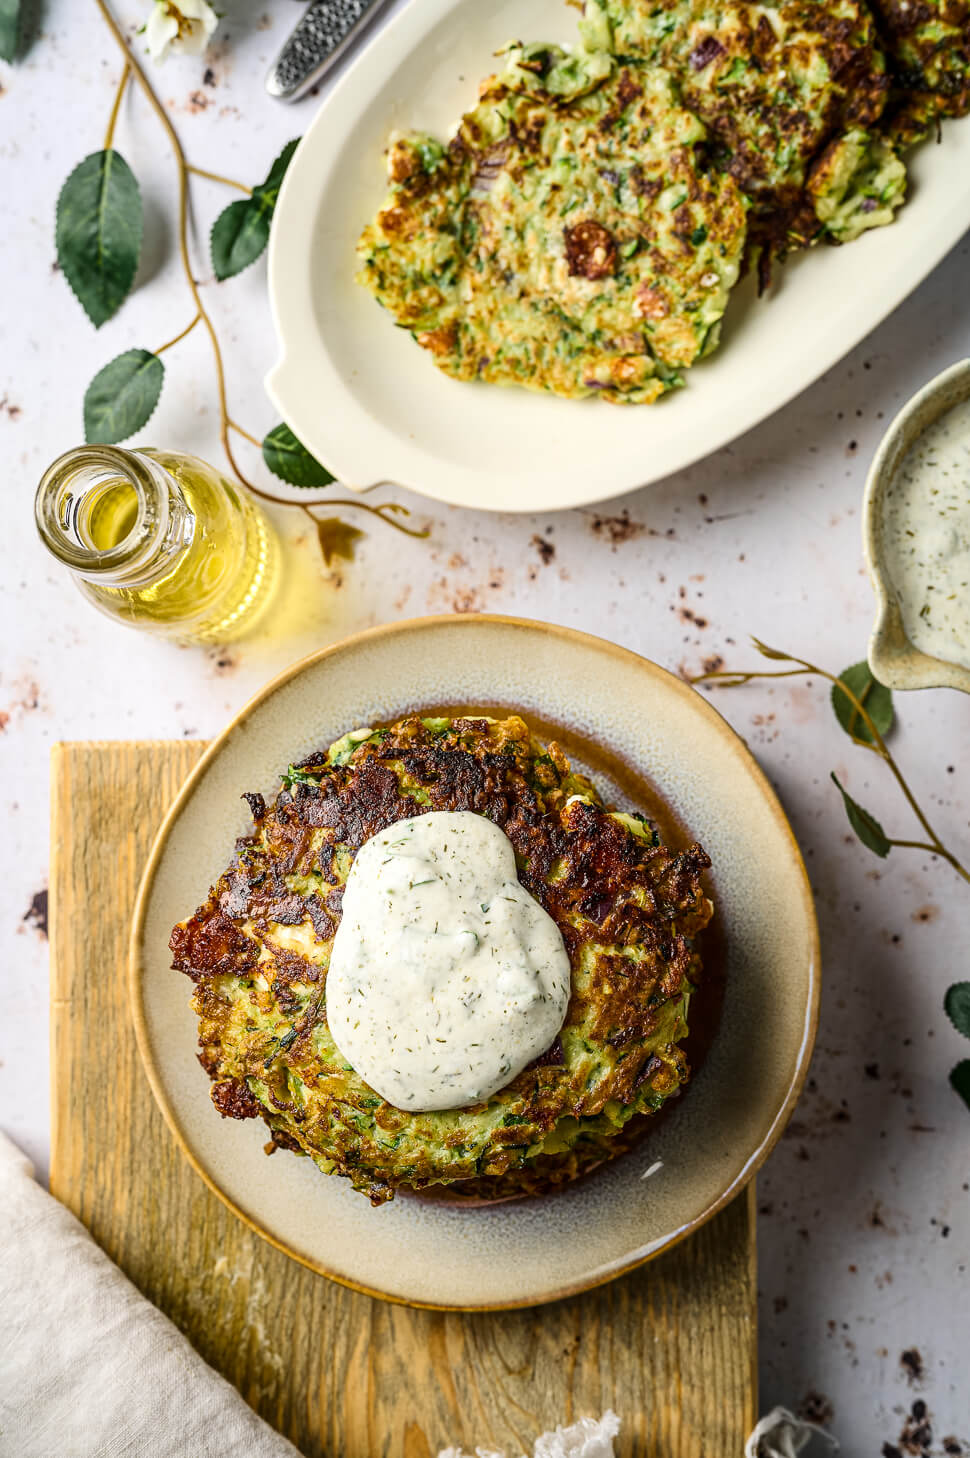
[35,445,279,643]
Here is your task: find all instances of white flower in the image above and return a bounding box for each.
[142,1,219,62]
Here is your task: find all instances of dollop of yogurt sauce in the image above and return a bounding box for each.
[881,396,970,669]
[326,810,571,1112]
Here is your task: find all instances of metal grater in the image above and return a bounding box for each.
[266,0,396,101]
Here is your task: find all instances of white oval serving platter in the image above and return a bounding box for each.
[265,0,970,514]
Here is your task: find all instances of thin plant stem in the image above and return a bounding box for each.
[692,646,970,884]
[94,3,242,467]
[187,163,251,193]
[317,500,430,539]
[93,0,429,551]
[155,313,201,355]
[103,61,130,150]
[228,420,262,448]
[888,839,968,875]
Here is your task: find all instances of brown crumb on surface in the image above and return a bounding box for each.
[585,509,650,548]
[798,1391,834,1425]
[23,890,48,940]
[900,1348,925,1385]
[208,647,239,674]
[891,1399,933,1456]
[531,533,556,565]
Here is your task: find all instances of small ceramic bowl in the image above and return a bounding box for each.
[863,358,970,693]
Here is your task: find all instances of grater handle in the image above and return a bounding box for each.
[266,0,395,101]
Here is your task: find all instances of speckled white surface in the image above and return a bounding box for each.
[1,0,969,1446]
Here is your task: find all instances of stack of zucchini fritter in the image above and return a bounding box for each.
[171,716,713,1206]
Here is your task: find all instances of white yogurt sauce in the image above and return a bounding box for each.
[881,396,970,669]
[326,810,571,1112]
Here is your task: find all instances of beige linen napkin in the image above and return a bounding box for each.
[0,1130,301,1458]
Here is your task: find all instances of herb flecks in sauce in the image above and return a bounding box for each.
[882,397,970,670]
[326,811,571,1112]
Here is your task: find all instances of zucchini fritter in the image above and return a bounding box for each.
[872,0,970,144]
[171,716,713,1205]
[594,0,905,247]
[357,48,747,403]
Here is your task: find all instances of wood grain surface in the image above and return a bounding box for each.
[49,741,757,1458]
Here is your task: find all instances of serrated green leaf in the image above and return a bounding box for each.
[262,423,335,488]
[944,983,970,1040]
[949,1060,970,1111]
[56,150,143,328]
[259,138,299,195]
[0,0,22,61]
[832,662,894,745]
[83,349,164,444]
[209,139,300,280]
[210,197,270,281]
[829,772,891,858]
[751,638,794,662]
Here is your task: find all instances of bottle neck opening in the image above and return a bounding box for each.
[34,446,173,583]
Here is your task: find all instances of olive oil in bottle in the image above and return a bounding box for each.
[35,445,279,642]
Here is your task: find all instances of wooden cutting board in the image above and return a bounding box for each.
[49,742,757,1458]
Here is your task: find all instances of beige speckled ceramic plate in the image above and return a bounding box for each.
[131,616,819,1309]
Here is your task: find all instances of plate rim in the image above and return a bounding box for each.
[265,0,970,513]
[129,613,821,1309]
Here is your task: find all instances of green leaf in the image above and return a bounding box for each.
[260,138,300,195]
[210,198,270,281]
[944,982,970,1040]
[751,638,794,662]
[949,1060,970,1111]
[210,138,299,280]
[262,423,335,488]
[0,0,22,61]
[83,349,164,444]
[56,150,143,328]
[831,662,894,745]
[829,772,891,858]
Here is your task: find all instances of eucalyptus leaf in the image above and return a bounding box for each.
[83,349,164,444]
[209,138,299,280]
[949,1059,970,1112]
[259,138,299,196]
[210,198,270,281]
[832,662,894,745]
[56,150,143,328]
[944,982,970,1040]
[829,772,891,858]
[751,638,794,662]
[262,423,335,488]
[0,0,21,61]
